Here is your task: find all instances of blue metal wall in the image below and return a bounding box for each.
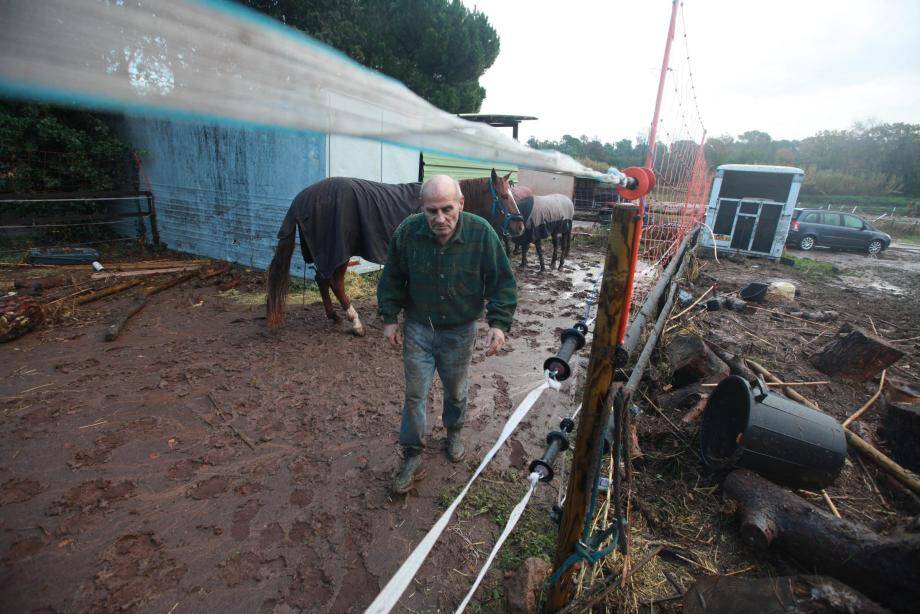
[123,117,326,277]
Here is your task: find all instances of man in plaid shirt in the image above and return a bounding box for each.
[377,175,517,494]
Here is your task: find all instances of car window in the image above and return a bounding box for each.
[843,215,863,229]
[821,213,842,226]
[801,212,818,223]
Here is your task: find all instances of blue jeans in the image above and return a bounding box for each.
[399,318,477,450]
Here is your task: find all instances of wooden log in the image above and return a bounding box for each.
[665,332,729,387]
[710,347,756,382]
[91,265,201,280]
[104,297,148,341]
[723,469,920,612]
[881,398,920,474]
[76,280,142,305]
[810,325,904,382]
[683,575,886,614]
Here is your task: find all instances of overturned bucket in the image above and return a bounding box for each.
[700,376,846,490]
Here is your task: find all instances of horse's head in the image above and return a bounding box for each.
[489,169,525,238]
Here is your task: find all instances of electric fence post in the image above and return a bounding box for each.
[545,204,638,611]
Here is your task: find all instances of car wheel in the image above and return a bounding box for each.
[867,239,883,255]
[799,235,816,251]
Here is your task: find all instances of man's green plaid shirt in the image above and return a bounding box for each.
[377,212,517,332]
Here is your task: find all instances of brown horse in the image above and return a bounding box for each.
[266,170,523,334]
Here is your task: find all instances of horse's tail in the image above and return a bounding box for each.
[266,212,297,328]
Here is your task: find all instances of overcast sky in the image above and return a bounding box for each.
[461,0,920,144]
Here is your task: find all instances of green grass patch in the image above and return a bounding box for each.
[436,470,556,571]
[221,269,381,306]
[782,252,840,282]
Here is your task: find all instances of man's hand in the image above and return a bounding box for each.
[383,323,401,348]
[484,327,506,356]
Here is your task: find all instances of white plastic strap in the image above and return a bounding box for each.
[0,0,618,181]
[365,375,559,614]
[455,471,542,613]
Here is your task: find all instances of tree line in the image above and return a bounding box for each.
[237,0,499,113]
[529,123,920,198]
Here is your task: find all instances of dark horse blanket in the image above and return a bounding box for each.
[278,177,421,279]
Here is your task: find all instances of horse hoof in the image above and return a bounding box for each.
[351,325,366,337]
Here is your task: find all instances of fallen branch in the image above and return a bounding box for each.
[844,428,920,497]
[92,265,201,280]
[701,380,829,388]
[104,271,199,341]
[841,370,886,428]
[76,280,142,305]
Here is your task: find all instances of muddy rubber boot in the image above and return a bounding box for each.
[391,449,423,494]
[447,430,466,463]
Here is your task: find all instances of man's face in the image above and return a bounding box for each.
[423,194,464,242]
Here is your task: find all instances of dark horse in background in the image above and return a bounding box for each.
[266,170,523,335]
[511,187,575,271]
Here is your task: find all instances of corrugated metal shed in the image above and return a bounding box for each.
[422,152,517,182]
[124,117,326,278]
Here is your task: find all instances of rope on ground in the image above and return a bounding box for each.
[455,471,542,613]
[364,374,561,614]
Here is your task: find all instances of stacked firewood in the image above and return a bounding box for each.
[0,294,44,343]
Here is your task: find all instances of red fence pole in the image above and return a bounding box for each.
[645,0,679,169]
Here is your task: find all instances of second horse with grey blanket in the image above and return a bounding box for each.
[512,191,575,271]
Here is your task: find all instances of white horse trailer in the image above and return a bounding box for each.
[700,164,805,259]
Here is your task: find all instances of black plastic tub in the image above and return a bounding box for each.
[739,282,768,302]
[700,376,846,490]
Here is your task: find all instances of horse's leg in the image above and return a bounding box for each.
[535,237,545,272]
[550,231,559,270]
[519,242,529,267]
[560,228,571,270]
[316,275,340,322]
[331,264,365,337]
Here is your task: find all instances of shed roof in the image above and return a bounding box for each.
[718,164,805,174]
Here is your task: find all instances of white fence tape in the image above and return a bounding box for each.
[365,376,559,614]
[455,471,542,613]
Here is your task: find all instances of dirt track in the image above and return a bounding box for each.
[0,246,602,612]
[1,238,918,612]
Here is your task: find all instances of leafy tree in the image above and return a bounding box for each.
[237,0,500,113]
[0,102,133,193]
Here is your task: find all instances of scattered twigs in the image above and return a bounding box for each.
[700,380,829,388]
[557,546,663,614]
[207,393,255,450]
[841,370,886,428]
[668,285,713,321]
[76,280,142,305]
[821,490,841,518]
[746,358,920,498]
[747,305,835,329]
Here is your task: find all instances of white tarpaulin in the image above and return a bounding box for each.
[0,0,623,182]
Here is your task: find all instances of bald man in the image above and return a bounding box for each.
[377,175,517,494]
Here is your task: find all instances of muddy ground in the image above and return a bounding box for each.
[1,237,918,613]
[0,241,603,613]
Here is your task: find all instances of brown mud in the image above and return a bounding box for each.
[1,239,916,612]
